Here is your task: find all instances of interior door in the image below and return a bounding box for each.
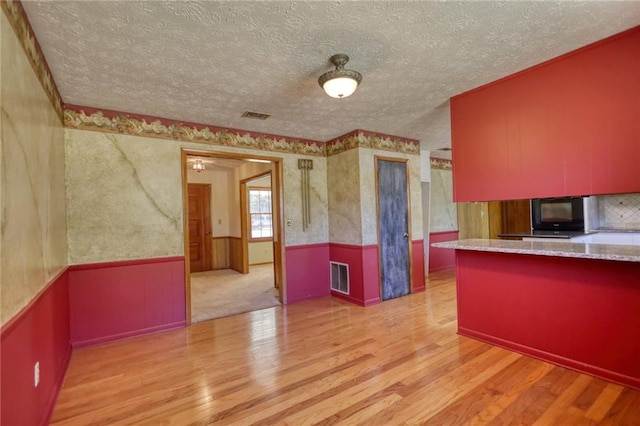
[376,158,411,301]
[188,183,212,273]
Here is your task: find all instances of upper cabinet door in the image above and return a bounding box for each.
[452,83,509,201]
[451,27,640,202]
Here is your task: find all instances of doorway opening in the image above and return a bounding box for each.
[181,150,285,324]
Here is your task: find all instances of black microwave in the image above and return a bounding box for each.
[531,197,585,231]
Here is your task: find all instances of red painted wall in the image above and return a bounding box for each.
[329,243,380,306]
[429,231,459,272]
[285,243,331,303]
[361,245,381,306]
[330,241,425,306]
[456,250,640,390]
[412,240,426,292]
[68,257,186,348]
[1,269,71,426]
[329,243,364,304]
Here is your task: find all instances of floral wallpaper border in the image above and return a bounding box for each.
[65,107,422,158]
[326,130,420,157]
[63,106,329,157]
[430,157,453,170]
[1,0,64,122]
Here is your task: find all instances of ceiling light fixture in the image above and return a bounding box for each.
[192,159,205,172]
[318,54,362,99]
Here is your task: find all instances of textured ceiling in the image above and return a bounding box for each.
[22,1,640,154]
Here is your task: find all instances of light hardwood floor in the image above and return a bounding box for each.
[52,269,640,425]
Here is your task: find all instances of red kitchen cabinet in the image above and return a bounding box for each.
[513,65,567,198]
[562,29,640,196]
[452,83,509,201]
[451,26,640,202]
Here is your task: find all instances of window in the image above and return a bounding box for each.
[249,188,272,240]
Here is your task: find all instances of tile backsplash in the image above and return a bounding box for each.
[596,193,640,230]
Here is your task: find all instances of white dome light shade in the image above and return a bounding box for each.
[322,76,359,98]
[318,54,362,99]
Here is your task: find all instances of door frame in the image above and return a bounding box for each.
[181,149,286,325]
[374,155,414,299]
[240,171,273,274]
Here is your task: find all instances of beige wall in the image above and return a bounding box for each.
[327,149,362,244]
[187,168,230,237]
[327,148,423,246]
[0,13,67,325]
[249,241,274,265]
[65,128,330,264]
[65,130,183,263]
[430,166,457,232]
[282,155,329,246]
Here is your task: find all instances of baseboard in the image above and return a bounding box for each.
[330,292,381,307]
[72,321,186,349]
[363,297,381,306]
[459,327,640,391]
[42,342,72,425]
[331,292,365,306]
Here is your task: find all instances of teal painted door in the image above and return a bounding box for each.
[377,159,411,301]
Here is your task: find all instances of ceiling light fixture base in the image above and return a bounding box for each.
[318,54,362,99]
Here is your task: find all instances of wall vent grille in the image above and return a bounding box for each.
[241,111,271,120]
[330,262,349,295]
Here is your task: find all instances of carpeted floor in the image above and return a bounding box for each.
[190,263,281,323]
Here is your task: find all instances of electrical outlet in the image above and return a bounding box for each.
[34,361,40,387]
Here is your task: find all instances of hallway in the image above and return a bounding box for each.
[190,263,280,323]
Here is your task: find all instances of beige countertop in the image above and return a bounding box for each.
[432,238,640,263]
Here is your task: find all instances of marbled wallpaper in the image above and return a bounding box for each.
[327,147,422,246]
[359,149,423,246]
[1,13,67,325]
[327,149,362,245]
[280,154,329,246]
[430,166,458,232]
[65,128,330,264]
[65,130,183,263]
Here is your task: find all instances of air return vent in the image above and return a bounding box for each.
[241,111,271,120]
[330,262,349,295]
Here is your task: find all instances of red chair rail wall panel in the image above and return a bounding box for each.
[68,257,186,348]
[0,269,71,425]
[429,231,459,272]
[285,243,331,304]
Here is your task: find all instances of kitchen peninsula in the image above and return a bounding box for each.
[433,239,640,390]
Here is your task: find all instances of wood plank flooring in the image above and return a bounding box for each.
[51,269,640,425]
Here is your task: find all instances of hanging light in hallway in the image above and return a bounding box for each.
[192,159,205,172]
